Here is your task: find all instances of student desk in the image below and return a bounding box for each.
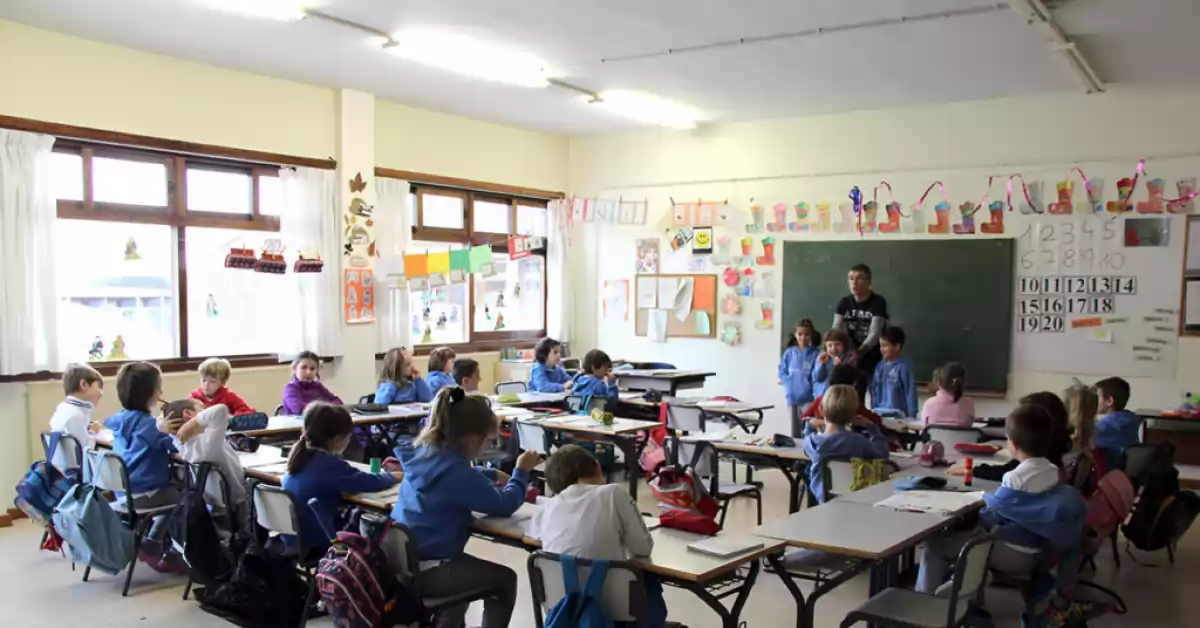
[616,370,716,396]
[1135,408,1200,465]
[245,404,429,437]
[881,417,1007,441]
[507,414,662,498]
[621,393,773,432]
[486,392,568,407]
[682,436,811,513]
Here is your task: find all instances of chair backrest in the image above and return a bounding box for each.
[528,551,644,625]
[822,458,891,501]
[664,402,706,434]
[516,419,550,454]
[84,448,129,493]
[251,482,301,537]
[273,404,285,416]
[924,425,985,448]
[496,380,528,394]
[43,431,85,470]
[189,462,234,515]
[1122,443,1174,486]
[560,358,581,372]
[665,438,718,490]
[379,521,421,586]
[565,395,607,413]
[944,534,995,625]
[358,393,376,404]
[1069,451,1096,493]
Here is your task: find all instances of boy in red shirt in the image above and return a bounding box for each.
[190,357,254,416]
[800,363,883,426]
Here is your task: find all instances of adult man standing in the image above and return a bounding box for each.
[832,264,889,401]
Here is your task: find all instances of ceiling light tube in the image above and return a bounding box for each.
[588,90,702,130]
[385,29,549,88]
[197,0,308,22]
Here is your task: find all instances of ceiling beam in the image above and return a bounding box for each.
[1006,0,1105,94]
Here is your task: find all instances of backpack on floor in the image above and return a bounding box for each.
[1083,470,1135,556]
[196,543,310,628]
[316,524,423,628]
[166,470,236,587]
[544,555,614,628]
[52,484,134,575]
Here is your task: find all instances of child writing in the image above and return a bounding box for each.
[376,347,432,404]
[921,362,975,427]
[48,363,103,473]
[426,346,457,396]
[190,357,254,415]
[528,337,574,393]
[917,404,1087,593]
[391,387,540,628]
[870,326,917,418]
[529,444,665,628]
[282,403,402,552]
[281,351,342,415]
[453,358,482,392]
[812,329,851,398]
[802,384,890,503]
[1093,376,1141,470]
[779,319,821,436]
[103,362,182,509]
[163,398,247,524]
[572,349,620,408]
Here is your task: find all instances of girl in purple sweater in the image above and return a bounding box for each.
[281,351,342,415]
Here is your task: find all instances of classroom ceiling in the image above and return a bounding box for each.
[4,0,1200,134]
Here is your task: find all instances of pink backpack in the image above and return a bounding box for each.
[1084,470,1135,555]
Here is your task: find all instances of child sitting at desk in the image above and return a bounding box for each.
[190,357,254,416]
[104,362,184,509]
[573,349,620,408]
[163,398,247,526]
[812,329,852,398]
[869,326,917,418]
[528,337,574,393]
[453,358,482,392]
[800,364,883,428]
[802,385,890,504]
[48,363,103,474]
[921,362,975,427]
[529,444,665,628]
[1064,383,1103,493]
[956,391,1072,482]
[426,346,457,396]
[282,403,402,553]
[281,351,342,414]
[1094,376,1141,471]
[917,403,1087,594]
[779,319,821,437]
[391,387,540,628]
[376,347,432,405]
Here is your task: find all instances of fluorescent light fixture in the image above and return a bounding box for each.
[588,90,702,130]
[197,0,309,22]
[385,29,549,88]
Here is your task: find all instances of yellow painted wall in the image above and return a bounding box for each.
[375,100,568,192]
[0,20,337,159]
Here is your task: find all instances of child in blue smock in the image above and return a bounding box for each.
[780,319,821,437]
[870,326,918,418]
[376,347,432,404]
[572,349,620,408]
[528,337,574,393]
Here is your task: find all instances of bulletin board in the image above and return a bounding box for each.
[634,274,718,339]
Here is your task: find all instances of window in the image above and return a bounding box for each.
[51,143,282,365]
[400,182,551,351]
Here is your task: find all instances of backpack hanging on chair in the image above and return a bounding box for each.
[1083,470,1135,558]
[544,555,614,628]
[316,521,423,628]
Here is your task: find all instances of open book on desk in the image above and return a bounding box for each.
[874,490,986,515]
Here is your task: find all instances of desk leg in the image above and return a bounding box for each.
[614,436,647,500]
[674,559,760,628]
[778,462,804,513]
[768,553,872,628]
[766,553,807,628]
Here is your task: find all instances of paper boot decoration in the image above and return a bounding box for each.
[862,201,878,233]
[1137,179,1166,214]
[747,204,766,233]
[952,201,976,235]
[1021,181,1045,215]
[1169,178,1196,213]
[735,237,755,267]
[789,202,810,231]
[756,237,776,265]
[1108,178,1134,213]
[1085,178,1105,213]
[928,201,951,234]
[1049,181,1074,215]
[711,235,732,265]
[877,202,901,233]
[767,203,788,232]
[720,322,741,346]
[756,301,775,330]
[980,201,1006,234]
[834,203,857,233]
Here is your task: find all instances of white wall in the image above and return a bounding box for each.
[568,87,1200,434]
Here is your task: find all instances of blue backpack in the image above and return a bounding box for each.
[544,555,614,628]
[53,484,135,575]
[14,434,77,525]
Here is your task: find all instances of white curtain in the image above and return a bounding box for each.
[546,200,572,344]
[374,177,411,351]
[277,167,342,359]
[0,130,59,375]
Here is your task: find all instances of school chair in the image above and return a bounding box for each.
[839,534,995,628]
[565,394,608,413]
[1121,442,1174,488]
[527,551,646,628]
[380,520,512,623]
[252,482,319,628]
[663,401,708,435]
[821,457,898,502]
[41,431,85,474]
[495,380,528,394]
[273,404,285,416]
[181,462,238,601]
[561,357,581,373]
[666,438,762,526]
[81,449,179,597]
[358,393,376,404]
[923,425,986,448]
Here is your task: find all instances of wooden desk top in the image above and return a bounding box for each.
[487,392,568,407]
[503,414,662,436]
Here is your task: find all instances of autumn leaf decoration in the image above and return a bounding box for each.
[349,172,367,193]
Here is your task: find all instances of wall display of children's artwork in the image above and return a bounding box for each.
[722,293,741,316]
[108,335,128,360]
[592,199,617,224]
[758,271,777,298]
[757,237,776,265]
[470,245,495,277]
[618,199,650,225]
[692,227,713,255]
[634,273,717,339]
[756,301,775,330]
[1124,217,1170,247]
[636,238,660,273]
[710,236,732,265]
[746,203,765,233]
[670,228,694,251]
[1169,178,1196,213]
[671,200,725,228]
[603,279,630,322]
[344,268,376,324]
[720,322,741,346]
[687,255,707,271]
[734,237,755,266]
[508,234,533,259]
[344,174,376,267]
[765,203,788,232]
[789,202,809,232]
[834,203,857,234]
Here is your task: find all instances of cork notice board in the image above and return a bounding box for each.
[634,274,718,339]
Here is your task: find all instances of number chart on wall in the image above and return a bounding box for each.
[1013,215,1183,378]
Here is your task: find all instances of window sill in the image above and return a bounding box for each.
[0,353,332,383]
[377,337,540,359]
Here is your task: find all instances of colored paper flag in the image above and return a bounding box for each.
[469,245,493,273]
[449,248,470,271]
[403,253,428,278]
[427,251,450,274]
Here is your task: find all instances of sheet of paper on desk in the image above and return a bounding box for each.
[687,536,764,558]
[874,490,986,515]
[643,516,662,530]
[682,430,732,442]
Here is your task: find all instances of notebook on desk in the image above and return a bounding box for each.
[874,490,986,515]
[686,536,764,558]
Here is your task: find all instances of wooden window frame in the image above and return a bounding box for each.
[398,181,550,356]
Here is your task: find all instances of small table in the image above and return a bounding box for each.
[616,370,716,396]
[689,437,810,513]
[487,392,568,407]
[510,414,662,498]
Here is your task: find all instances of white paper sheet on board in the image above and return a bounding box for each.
[658,277,678,305]
[674,277,694,322]
[648,309,669,342]
[636,277,658,309]
[695,310,711,335]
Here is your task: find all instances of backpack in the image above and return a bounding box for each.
[14,459,75,526]
[1122,468,1200,553]
[638,403,670,476]
[166,470,236,587]
[648,465,719,519]
[849,458,887,492]
[316,526,423,628]
[1083,471,1135,556]
[544,555,614,628]
[196,543,310,628]
[52,484,135,575]
[919,441,945,467]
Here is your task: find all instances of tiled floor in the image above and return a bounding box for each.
[3,468,1199,627]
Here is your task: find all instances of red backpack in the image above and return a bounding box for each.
[316,528,422,628]
[1083,470,1135,556]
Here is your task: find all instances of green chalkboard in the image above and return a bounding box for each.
[780,239,1015,392]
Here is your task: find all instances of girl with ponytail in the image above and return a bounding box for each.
[391,386,540,628]
[282,402,402,551]
[920,362,976,427]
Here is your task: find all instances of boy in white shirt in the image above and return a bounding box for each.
[47,364,104,474]
[528,445,665,628]
[163,399,248,527]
